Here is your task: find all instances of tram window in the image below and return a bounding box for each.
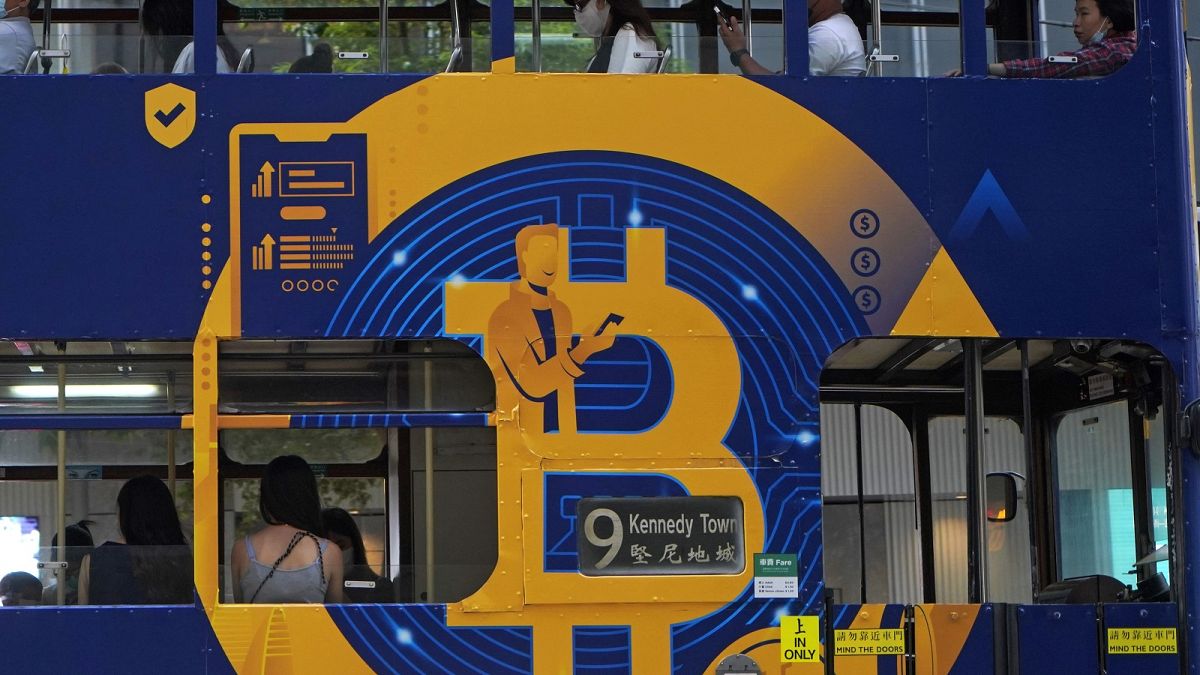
[217,339,497,605]
[1053,400,1137,586]
[0,341,192,414]
[820,403,922,605]
[224,428,384,465]
[221,475,388,599]
[224,20,385,74]
[220,339,493,413]
[1146,414,1169,582]
[0,433,194,607]
[928,416,1031,604]
[866,24,960,78]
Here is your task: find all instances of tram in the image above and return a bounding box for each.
[0,0,1195,672]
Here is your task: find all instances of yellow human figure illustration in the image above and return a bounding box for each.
[487,223,619,435]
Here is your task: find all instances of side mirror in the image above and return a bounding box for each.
[985,472,1018,522]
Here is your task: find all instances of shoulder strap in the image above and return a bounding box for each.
[244,535,257,562]
[249,531,305,603]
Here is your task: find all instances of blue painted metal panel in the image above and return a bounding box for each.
[0,605,232,673]
[574,625,633,674]
[1016,604,1099,673]
[0,414,183,429]
[290,412,492,428]
[327,604,533,674]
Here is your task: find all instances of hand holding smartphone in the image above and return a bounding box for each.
[713,5,730,29]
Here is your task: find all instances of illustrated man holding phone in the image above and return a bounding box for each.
[716,0,865,76]
[487,224,621,435]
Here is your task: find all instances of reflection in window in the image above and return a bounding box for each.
[1054,401,1136,586]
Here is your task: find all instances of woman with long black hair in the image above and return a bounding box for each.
[79,476,192,605]
[140,0,241,73]
[568,0,659,73]
[232,455,343,603]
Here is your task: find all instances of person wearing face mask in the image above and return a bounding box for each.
[321,507,393,603]
[0,0,37,74]
[718,0,864,76]
[569,0,660,74]
[947,0,1135,78]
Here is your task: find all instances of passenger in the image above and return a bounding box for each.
[0,571,42,606]
[92,62,128,74]
[41,519,94,605]
[79,476,193,605]
[288,43,333,74]
[569,0,659,74]
[322,507,393,603]
[232,455,343,603]
[140,0,240,74]
[947,0,1134,78]
[717,0,865,76]
[0,0,36,75]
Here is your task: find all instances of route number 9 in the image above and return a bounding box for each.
[583,508,623,569]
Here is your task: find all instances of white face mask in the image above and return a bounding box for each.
[574,0,610,38]
[0,1,26,19]
[1089,17,1111,44]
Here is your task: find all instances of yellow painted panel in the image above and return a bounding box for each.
[892,248,997,337]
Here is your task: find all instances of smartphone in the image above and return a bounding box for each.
[713,5,729,28]
[594,313,624,336]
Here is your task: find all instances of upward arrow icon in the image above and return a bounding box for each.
[261,233,276,269]
[949,170,1030,242]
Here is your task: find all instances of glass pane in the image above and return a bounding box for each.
[27,24,141,75]
[0,430,193,466]
[224,21,385,73]
[981,417,1031,603]
[926,414,966,604]
[1145,414,1168,582]
[0,341,191,414]
[219,339,493,413]
[221,476,385,603]
[223,428,385,465]
[820,403,921,604]
[866,26,959,77]
[1054,400,1136,586]
[11,478,193,606]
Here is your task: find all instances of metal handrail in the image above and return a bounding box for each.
[445,0,464,72]
[740,0,751,53]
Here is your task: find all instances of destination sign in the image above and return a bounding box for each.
[576,496,744,576]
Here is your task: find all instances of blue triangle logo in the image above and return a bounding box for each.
[949,170,1030,241]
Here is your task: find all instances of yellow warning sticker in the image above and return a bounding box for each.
[834,629,905,656]
[1106,628,1177,654]
[780,616,821,662]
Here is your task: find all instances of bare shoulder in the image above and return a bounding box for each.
[231,535,248,562]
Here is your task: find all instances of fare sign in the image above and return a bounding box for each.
[576,496,744,576]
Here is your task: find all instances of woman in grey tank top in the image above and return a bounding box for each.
[230,456,344,603]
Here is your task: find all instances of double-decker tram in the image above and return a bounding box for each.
[0,0,1196,672]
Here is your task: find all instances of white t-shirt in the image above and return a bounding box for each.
[606,23,659,74]
[809,13,865,76]
[0,16,35,74]
[172,41,233,74]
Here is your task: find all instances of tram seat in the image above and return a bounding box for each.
[1037,574,1127,604]
[236,47,255,73]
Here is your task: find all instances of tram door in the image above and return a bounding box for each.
[819,338,1178,674]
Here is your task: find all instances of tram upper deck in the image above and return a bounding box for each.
[0,0,1197,674]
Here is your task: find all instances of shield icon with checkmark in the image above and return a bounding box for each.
[144,83,196,149]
